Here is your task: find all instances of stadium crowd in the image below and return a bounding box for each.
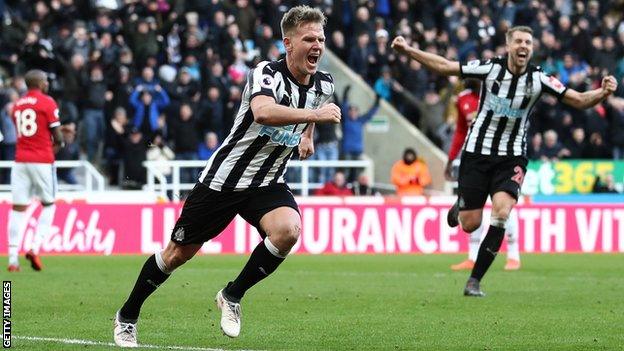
[0,0,623,190]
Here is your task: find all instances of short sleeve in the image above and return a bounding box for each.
[47,98,61,128]
[249,61,278,101]
[460,59,493,80]
[539,72,568,100]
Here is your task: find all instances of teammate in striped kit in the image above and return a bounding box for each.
[114,6,340,347]
[446,80,521,272]
[392,26,617,296]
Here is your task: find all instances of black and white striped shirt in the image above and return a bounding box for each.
[460,56,567,157]
[199,59,334,191]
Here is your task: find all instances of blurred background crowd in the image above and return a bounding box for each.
[0,0,623,192]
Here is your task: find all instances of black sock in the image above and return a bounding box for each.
[470,225,505,281]
[224,240,285,301]
[119,255,170,321]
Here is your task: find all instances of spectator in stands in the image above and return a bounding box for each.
[370,29,392,83]
[527,133,545,161]
[391,148,431,196]
[146,131,175,180]
[58,53,87,124]
[584,132,612,159]
[56,123,79,185]
[224,86,242,136]
[109,66,134,115]
[315,171,353,196]
[82,65,109,163]
[351,173,380,196]
[565,128,587,159]
[122,128,147,190]
[169,103,199,184]
[541,130,567,161]
[606,97,624,159]
[338,85,380,181]
[348,32,373,83]
[592,174,620,194]
[198,131,219,161]
[129,84,170,143]
[198,86,224,139]
[105,107,128,186]
[311,121,340,185]
[557,53,590,87]
[168,67,201,106]
[329,30,348,62]
[0,100,17,184]
[374,65,394,101]
[134,66,159,91]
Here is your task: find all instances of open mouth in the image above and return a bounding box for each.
[307,53,319,65]
[517,52,528,59]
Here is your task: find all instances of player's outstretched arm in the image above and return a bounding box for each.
[561,75,618,109]
[391,36,460,76]
[251,95,341,126]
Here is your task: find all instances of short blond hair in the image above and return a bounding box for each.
[506,26,533,43]
[280,5,326,38]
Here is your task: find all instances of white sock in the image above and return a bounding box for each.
[468,223,485,262]
[506,214,520,261]
[264,237,288,258]
[32,205,55,255]
[8,210,26,266]
[155,250,173,274]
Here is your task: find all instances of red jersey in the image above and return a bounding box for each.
[11,89,60,163]
[448,89,479,161]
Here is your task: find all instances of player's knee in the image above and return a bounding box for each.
[270,221,301,250]
[162,244,194,270]
[490,207,510,223]
[462,221,481,233]
[459,215,481,233]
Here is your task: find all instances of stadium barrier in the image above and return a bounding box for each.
[0,160,105,193]
[1,197,622,255]
[143,159,374,199]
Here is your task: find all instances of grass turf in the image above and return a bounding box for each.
[6,254,623,350]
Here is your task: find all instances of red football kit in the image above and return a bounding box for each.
[448,89,480,161]
[11,89,60,163]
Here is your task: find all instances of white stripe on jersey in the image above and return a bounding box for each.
[460,56,567,157]
[198,59,334,191]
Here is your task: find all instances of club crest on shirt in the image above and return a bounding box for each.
[311,93,323,109]
[260,74,274,89]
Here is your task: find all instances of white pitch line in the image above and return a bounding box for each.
[15,336,259,351]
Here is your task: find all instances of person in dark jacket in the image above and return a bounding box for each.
[82,66,108,162]
[169,103,199,184]
[122,128,147,189]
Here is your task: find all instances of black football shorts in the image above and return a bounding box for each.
[457,151,528,211]
[171,182,300,245]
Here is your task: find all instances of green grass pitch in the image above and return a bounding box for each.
[6,254,624,350]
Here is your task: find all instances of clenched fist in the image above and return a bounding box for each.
[601,75,618,96]
[391,36,410,55]
[314,103,341,124]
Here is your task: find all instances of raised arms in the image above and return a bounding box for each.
[561,76,618,110]
[391,36,461,76]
